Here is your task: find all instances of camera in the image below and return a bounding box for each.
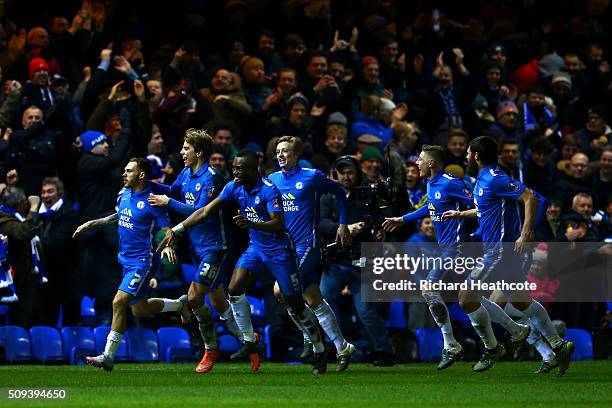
[351,177,395,232]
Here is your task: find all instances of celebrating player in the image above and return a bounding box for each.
[73,158,180,372]
[443,136,574,375]
[269,136,356,371]
[147,129,240,373]
[383,144,479,369]
[159,149,327,374]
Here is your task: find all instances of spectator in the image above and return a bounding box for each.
[498,139,523,182]
[0,187,43,327]
[38,177,82,326]
[5,106,70,195]
[553,152,596,210]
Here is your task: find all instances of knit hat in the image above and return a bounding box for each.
[327,112,348,127]
[29,57,49,79]
[357,134,383,145]
[532,242,548,263]
[538,53,564,79]
[551,72,572,89]
[497,100,519,119]
[287,93,309,110]
[361,55,379,67]
[445,164,465,178]
[511,59,539,94]
[360,146,383,162]
[80,130,108,153]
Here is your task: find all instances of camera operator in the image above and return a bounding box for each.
[319,155,397,366]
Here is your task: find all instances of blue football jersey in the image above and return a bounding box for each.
[402,171,473,245]
[117,188,171,266]
[164,164,231,252]
[268,167,347,247]
[473,165,525,248]
[219,177,292,252]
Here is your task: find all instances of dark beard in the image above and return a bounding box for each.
[467,161,479,178]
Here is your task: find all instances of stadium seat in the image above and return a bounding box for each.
[156,327,195,363]
[181,263,196,283]
[93,326,130,362]
[29,326,64,364]
[218,334,241,354]
[564,328,593,360]
[61,327,96,365]
[0,325,31,363]
[264,324,272,360]
[248,296,265,327]
[81,296,96,326]
[126,327,159,362]
[386,301,406,329]
[416,328,443,361]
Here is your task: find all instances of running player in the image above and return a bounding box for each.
[73,158,180,371]
[443,136,574,376]
[383,144,480,369]
[159,149,326,374]
[147,128,240,373]
[269,136,356,371]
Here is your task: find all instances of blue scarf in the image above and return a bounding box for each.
[0,236,17,303]
[0,205,48,285]
[523,103,554,132]
[437,86,462,127]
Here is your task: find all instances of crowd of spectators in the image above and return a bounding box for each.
[0,0,610,359]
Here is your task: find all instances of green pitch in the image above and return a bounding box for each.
[1,362,611,407]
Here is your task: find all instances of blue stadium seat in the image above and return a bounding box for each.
[29,326,64,363]
[181,263,196,283]
[0,325,31,363]
[248,296,265,327]
[218,334,240,354]
[126,327,159,362]
[81,296,96,326]
[93,326,130,362]
[416,328,443,361]
[564,328,593,360]
[264,324,272,360]
[157,327,195,363]
[386,301,406,329]
[61,327,96,365]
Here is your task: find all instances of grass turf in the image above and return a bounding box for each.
[0,361,611,407]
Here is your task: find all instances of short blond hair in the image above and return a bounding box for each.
[184,128,213,159]
[276,135,304,157]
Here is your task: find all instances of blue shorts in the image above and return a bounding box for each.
[468,246,528,286]
[426,247,460,282]
[192,249,233,289]
[295,244,321,290]
[118,264,152,304]
[235,244,301,296]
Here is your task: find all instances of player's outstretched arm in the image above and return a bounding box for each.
[441,208,476,220]
[72,213,118,238]
[515,189,537,253]
[384,205,429,232]
[234,210,285,233]
[158,197,223,249]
